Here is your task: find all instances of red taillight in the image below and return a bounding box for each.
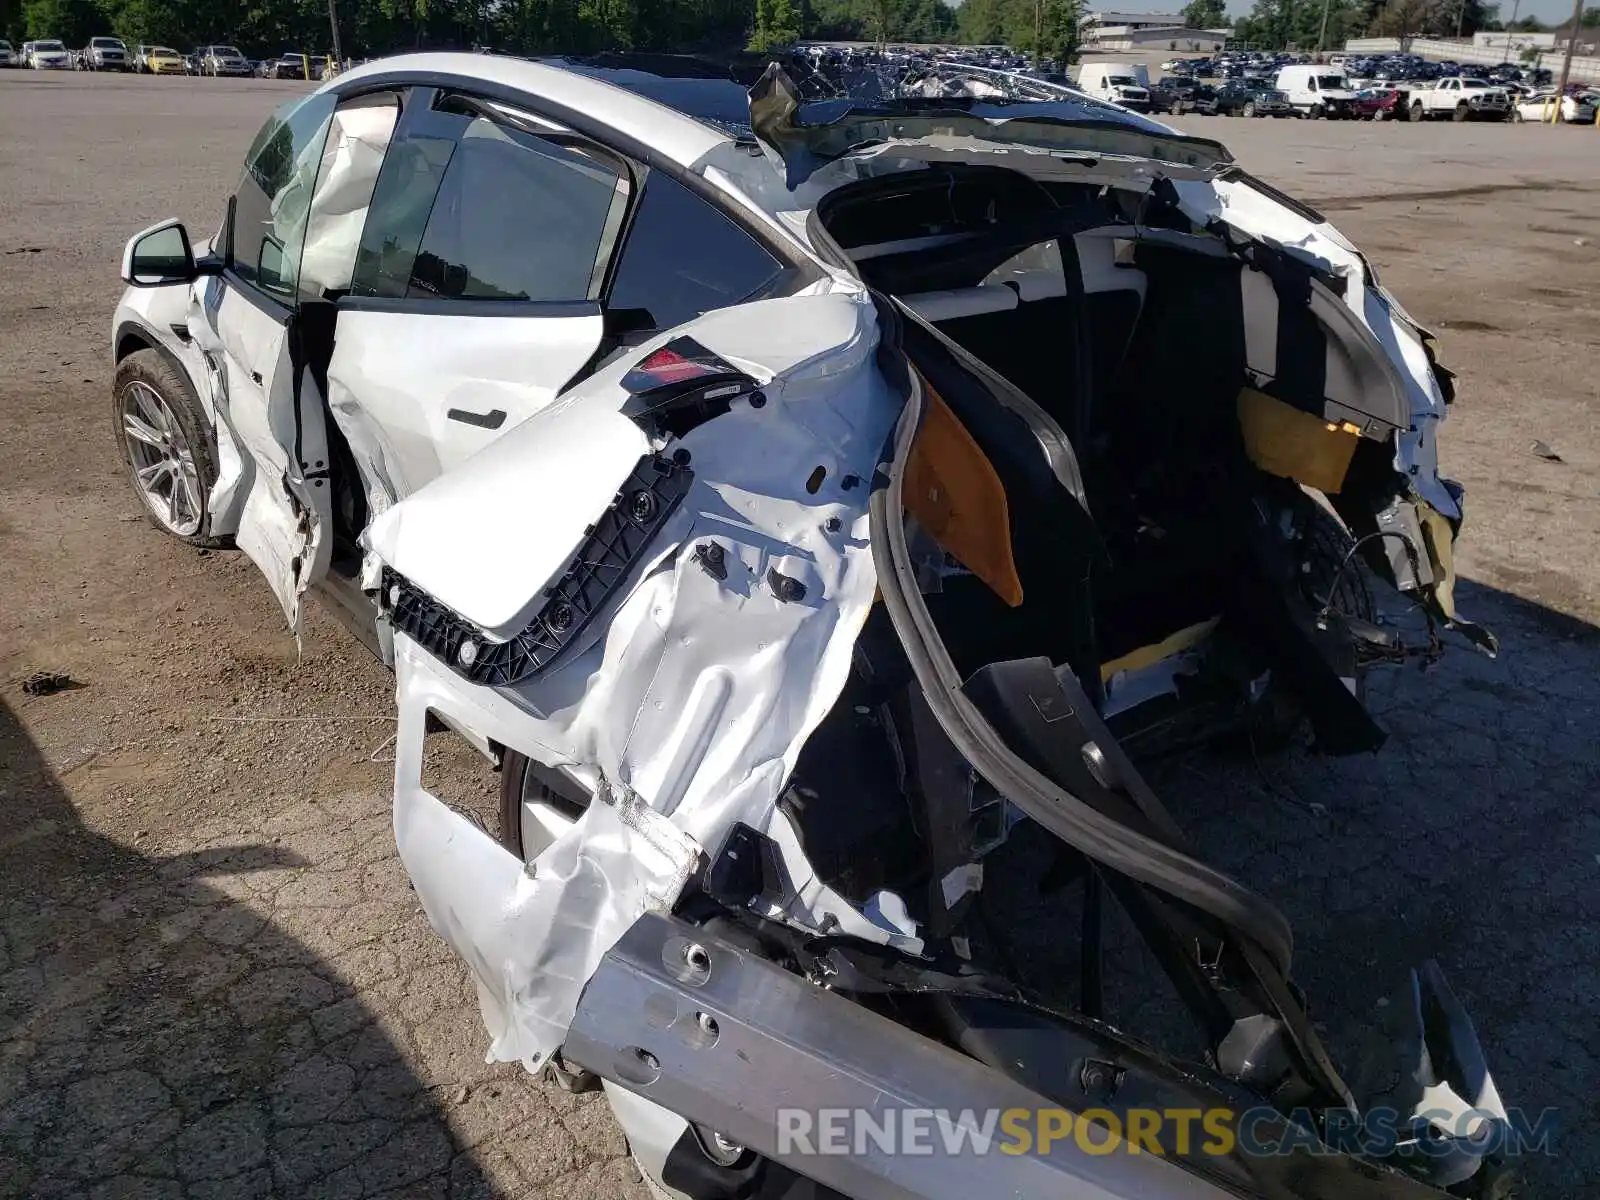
[632,348,725,386]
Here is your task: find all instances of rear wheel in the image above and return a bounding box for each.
[1243,100,1256,117]
[1410,100,1425,121]
[496,750,593,862]
[112,349,230,547]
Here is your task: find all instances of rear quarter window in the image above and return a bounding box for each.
[605,171,786,333]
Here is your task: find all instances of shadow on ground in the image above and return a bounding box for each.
[0,699,493,1199]
[985,578,1600,1200]
[3,575,1596,1199]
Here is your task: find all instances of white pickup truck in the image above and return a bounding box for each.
[1407,76,1512,122]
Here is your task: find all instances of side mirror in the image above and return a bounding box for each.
[121,218,205,287]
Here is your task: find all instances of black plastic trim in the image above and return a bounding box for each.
[337,294,602,319]
[382,452,693,687]
[220,270,295,323]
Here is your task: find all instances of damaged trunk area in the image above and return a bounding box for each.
[638,163,1507,1197]
[815,163,1448,760]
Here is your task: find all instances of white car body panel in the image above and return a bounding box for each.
[364,374,651,636]
[326,307,607,520]
[385,291,899,1065]
[188,276,333,631]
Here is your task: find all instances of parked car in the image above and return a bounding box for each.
[1275,65,1358,117]
[1076,61,1151,110]
[79,35,129,70]
[1146,77,1216,114]
[0,39,18,66]
[1408,76,1511,122]
[132,44,187,74]
[1513,87,1597,124]
[112,51,1502,1200]
[308,54,329,80]
[1213,81,1292,117]
[1353,86,1402,120]
[24,39,72,69]
[265,52,307,79]
[198,44,252,76]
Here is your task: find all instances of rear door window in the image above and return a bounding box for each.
[409,120,624,302]
[605,171,786,332]
[350,95,628,305]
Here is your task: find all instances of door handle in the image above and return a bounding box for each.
[447,407,507,430]
[250,370,263,385]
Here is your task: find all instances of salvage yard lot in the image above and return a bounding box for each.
[1,69,1598,1198]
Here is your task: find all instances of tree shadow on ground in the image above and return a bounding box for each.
[0,698,494,1199]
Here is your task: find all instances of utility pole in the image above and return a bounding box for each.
[327,0,343,67]
[1316,0,1332,53]
[1503,0,1523,63]
[1554,0,1584,100]
[1034,0,1044,69]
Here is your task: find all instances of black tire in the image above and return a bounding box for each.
[1243,100,1256,117]
[1410,101,1425,122]
[1453,102,1470,122]
[111,348,232,548]
[497,750,592,860]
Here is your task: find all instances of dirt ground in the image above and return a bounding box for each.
[1,70,1597,1199]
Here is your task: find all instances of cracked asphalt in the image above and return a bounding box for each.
[2,71,1597,1198]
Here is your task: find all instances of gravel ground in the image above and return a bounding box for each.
[1,70,1597,1198]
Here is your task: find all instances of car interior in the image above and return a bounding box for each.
[813,164,1409,759]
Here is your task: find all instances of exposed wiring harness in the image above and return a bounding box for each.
[1313,529,1443,666]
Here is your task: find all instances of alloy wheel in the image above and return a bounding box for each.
[120,379,203,536]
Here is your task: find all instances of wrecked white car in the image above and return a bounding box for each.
[113,53,1508,1200]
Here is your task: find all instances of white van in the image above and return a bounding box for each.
[1077,62,1152,111]
[1275,64,1359,118]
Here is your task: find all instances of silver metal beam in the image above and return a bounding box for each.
[565,913,1231,1200]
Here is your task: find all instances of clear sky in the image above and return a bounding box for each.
[1076,0,1584,29]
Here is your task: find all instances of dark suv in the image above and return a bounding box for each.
[1214,81,1292,117]
[1147,77,1218,115]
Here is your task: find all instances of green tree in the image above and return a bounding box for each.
[956,0,1007,43]
[23,0,101,42]
[748,0,798,48]
[1366,0,1450,37]
[1180,0,1226,27]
